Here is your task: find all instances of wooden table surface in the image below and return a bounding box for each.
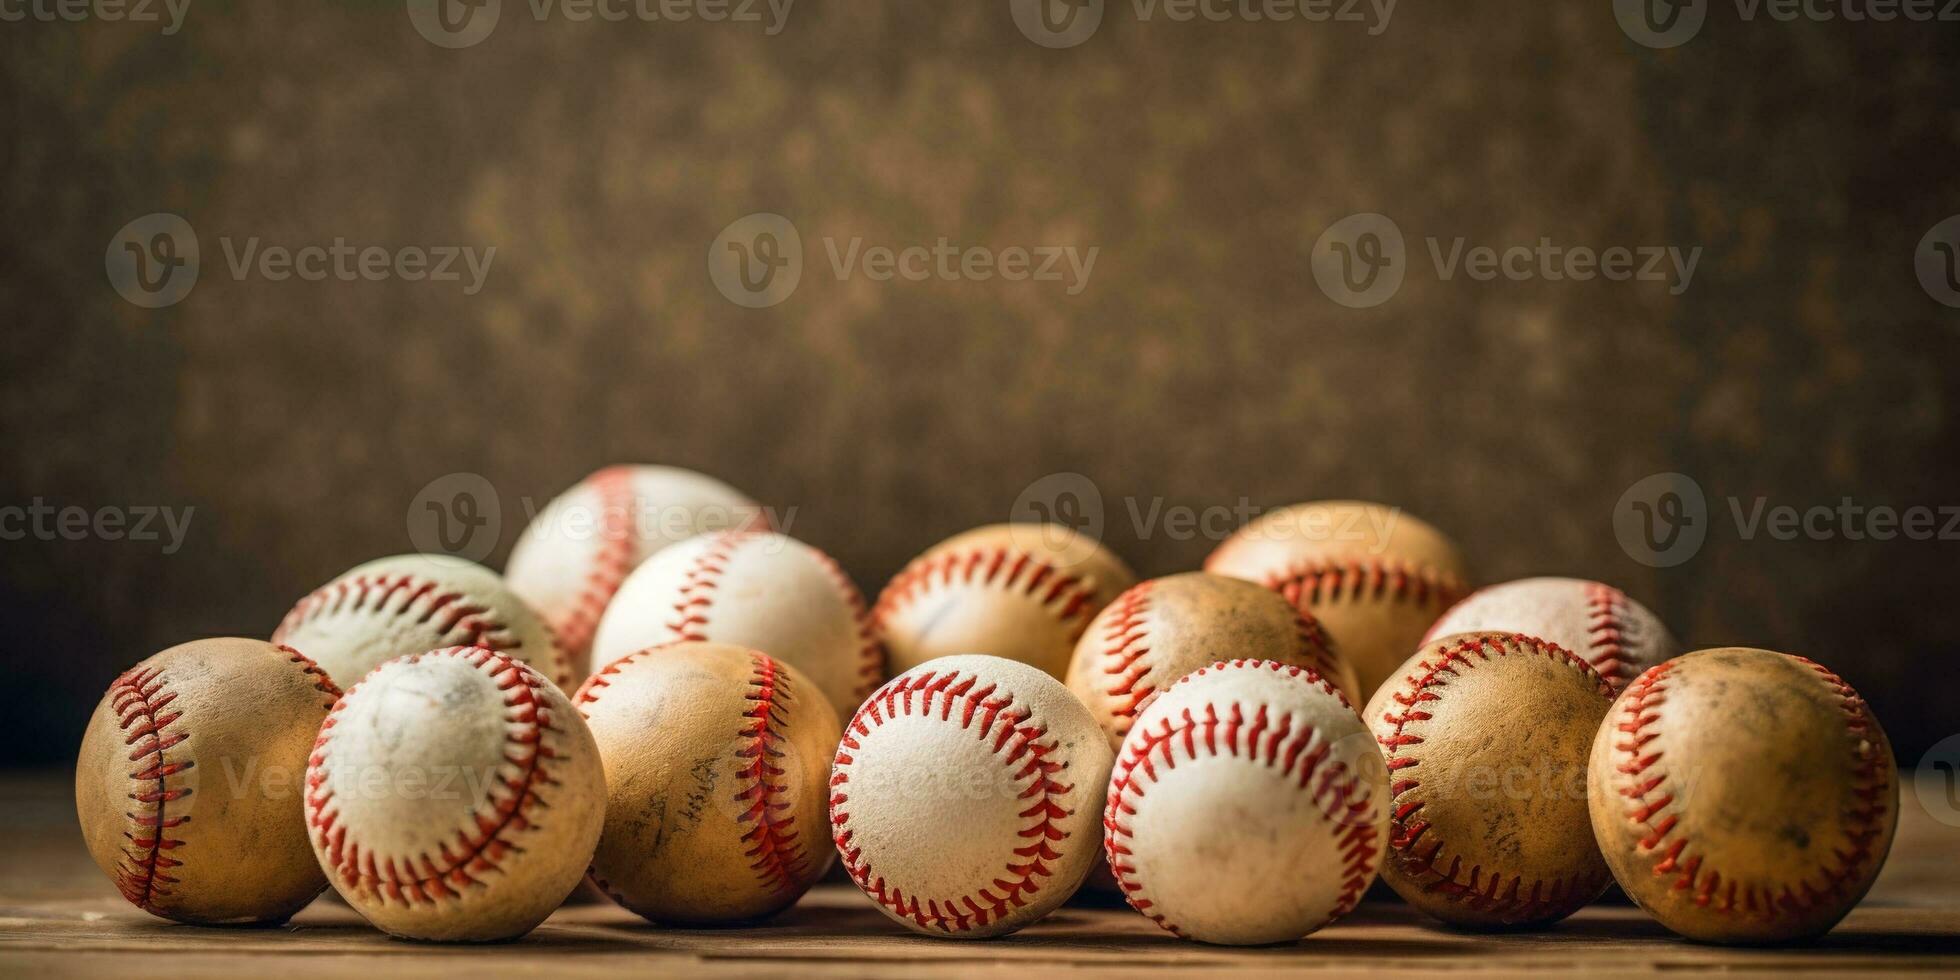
[5,771,1958,977]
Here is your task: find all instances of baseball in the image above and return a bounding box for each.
[830,654,1113,938]
[1206,500,1469,700]
[304,646,606,941]
[590,530,880,719]
[1366,631,1615,928]
[505,465,767,674]
[1105,659,1387,945]
[873,523,1136,681]
[74,638,339,925]
[1066,572,1360,747]
[274,553,571,690]
[576,642,840,924]
[1425,577,1679,691]
[1589,648,1898,944]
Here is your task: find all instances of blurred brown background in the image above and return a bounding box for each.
[2,2,1956,765]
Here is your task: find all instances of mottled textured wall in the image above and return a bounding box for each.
[3,3,1956,764]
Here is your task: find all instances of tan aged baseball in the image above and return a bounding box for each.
[274,553,571,690]
[1066,572,1360,748]
[873,523,1136,682]
[75,638,340,924]
[575,642,841,924]
[1206,500,1469,701]
[505,465,767,675]
[1425,577,1679,692]
[1105,659,1387,945]
[304,646,606,941]
[590,530,880,720]
[1366,631,1615,927]
[830,654,1113,938]
[1589,648,1898,944]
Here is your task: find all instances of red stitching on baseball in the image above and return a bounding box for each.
[1376,633,1611,922]
[735,652,811,896]
[1583,583,1637,685]
[829,669,1073,933]
[1096,582,1156,734]
[305,646,563,906]
[274,570,569,685]
[277,643,344,708]
[872,546,1106,643]
[1613,656,1891,919]
[110,666,193,911]
[1103,660,1377,938]
[811,544,884,703]
[552,466,639,660]
[664,530,754,641]
[1259,558,1466,612]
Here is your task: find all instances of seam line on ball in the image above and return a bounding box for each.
[871,546,1105,643]
[1256,558,1466,612]
[110,666,195,912]
[1104,660,1378,939]
[810,544,885,701]
[1377,633,1612,922]
[664,530,758,641]
[1583,583,1636,686]
[735,652,810,897]
[553,466,640,660]
[305,646,563,906]
[829,668,1073,933]
[274,569,571,686]
[1612,656,1892,918]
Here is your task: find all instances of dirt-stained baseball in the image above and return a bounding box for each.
[1425,577,1679,691]
[304,646,606,941]
[274,553,570,690]
[590,530,880,719]
[75,638,340,925]
[830,654,1113,938]
[1206,500,1469,700]
[1105,659,1386,945]
[873,523,1135,682]
[505,465,768,674]
[1589,648,1898,944]
[1066,572,1360,747]
[575,642,840,924]
[1366,631,1615,928]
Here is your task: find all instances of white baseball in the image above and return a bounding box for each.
[1423,576,1679,690]
[830,654,1113,938]
[873,523,1136,681]
[1104,659,1387,945]
[274,554,570,691]
[304,646,606,941]
[505,465,766,674]
[590,530,880,718]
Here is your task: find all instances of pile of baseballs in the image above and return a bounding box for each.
[75,472,1898,947]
